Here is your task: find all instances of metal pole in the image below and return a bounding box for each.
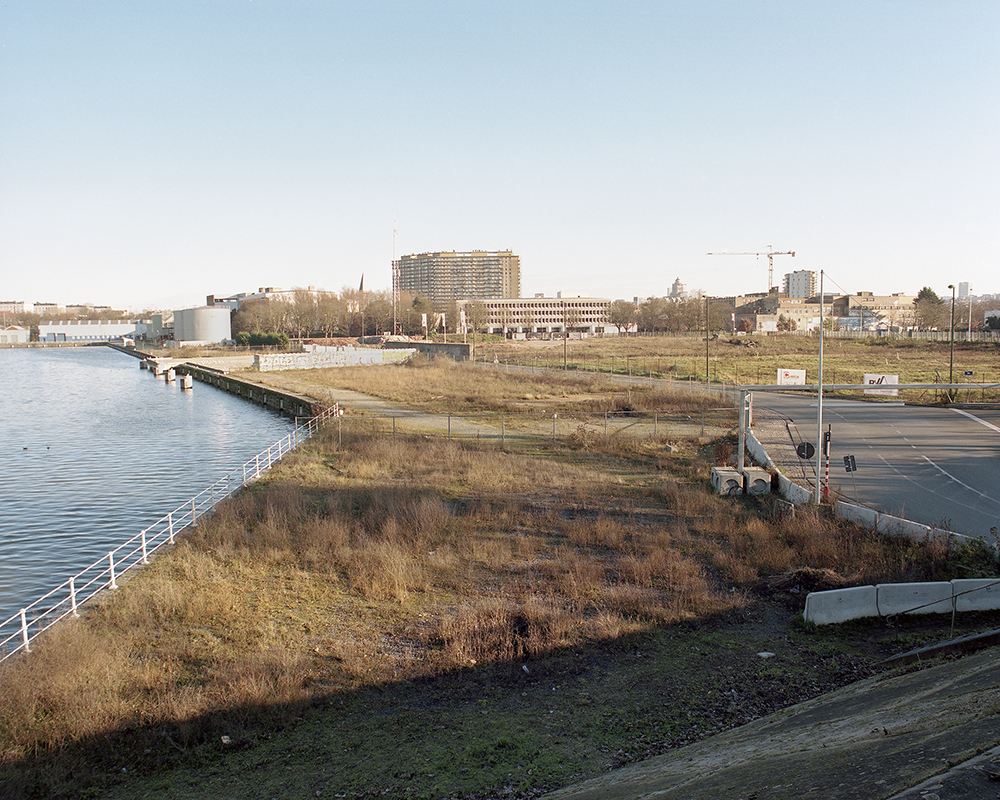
[563,300,567,370]
[948,284,956,399]
[814,270,825,504]
[70,577,79,617]
[738,390,747,474]
[20,610,31,653]
[705,295,709,383]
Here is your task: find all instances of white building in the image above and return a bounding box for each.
[38,319,141,342]
[457,295,613,336]
[0,325,30,344]
[782,270,817,299]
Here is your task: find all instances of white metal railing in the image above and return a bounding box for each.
[0,405,336,665]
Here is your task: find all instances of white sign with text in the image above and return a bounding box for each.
[863,373,899,396]
[778,369,806,386]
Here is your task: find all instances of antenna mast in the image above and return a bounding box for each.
[391,221,399,334]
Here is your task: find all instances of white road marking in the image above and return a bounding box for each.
[950,408,1000,434]
[920,456,1000,507]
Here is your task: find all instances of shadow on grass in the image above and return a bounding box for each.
[1,601,907,800]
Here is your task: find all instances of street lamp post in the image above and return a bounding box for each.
[704,296,710,384]
[948,284,956,398]
[562,300,567,370]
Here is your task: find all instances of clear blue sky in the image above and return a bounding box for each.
[2,1,997,311]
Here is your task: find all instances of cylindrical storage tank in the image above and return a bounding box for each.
[173,307,231,344]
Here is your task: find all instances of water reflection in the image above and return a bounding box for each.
[0,346,296,621]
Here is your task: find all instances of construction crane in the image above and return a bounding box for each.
[706,246,795,293]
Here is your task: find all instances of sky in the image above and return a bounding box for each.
[2,1,998,312]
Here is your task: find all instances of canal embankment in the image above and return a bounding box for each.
[106,343,322,419]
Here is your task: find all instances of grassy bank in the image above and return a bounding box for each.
[2,402,996,799]
[254,356,727,416]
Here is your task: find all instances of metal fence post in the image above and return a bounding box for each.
[109,552,118,590]
[141,529,149,564]
[70,576,79,617]
[20,610,31,653]
[191,498,197,525]
[168,512,174,544]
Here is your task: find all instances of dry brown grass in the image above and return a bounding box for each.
[478,334,1000,392]
[0,430,957,787]
[256,358,723,414]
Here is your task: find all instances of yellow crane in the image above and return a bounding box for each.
[706,246,795,293]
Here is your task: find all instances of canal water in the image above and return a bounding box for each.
[0,346,297,626]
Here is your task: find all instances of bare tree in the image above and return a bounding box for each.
[609,299,637,334]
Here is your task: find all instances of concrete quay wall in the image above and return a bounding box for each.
[177,364,321,419]
[254,347,415,372]
[384,340,472,361]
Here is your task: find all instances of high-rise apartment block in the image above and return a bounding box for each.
[394,250,521,310]
[782,270,817,299]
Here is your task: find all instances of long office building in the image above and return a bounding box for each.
[395,250,521,310]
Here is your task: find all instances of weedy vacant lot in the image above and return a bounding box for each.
[2,362,996,800]
[475,333,1000,398]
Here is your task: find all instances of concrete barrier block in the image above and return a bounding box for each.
[876,582,952,616]
[804,585,878,625]
[834,501,878,530]
[952,579,1000,613]
[776,472,812,505]
[743,467,771,495]
[745,431,775,471]
[711,467,743,496]
[876,513,932,542]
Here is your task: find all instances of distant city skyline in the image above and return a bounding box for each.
[4,272,1000,316]
[2,2,997,311]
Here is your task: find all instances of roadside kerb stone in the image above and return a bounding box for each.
[877,513,933,541]
[834,500,879,529]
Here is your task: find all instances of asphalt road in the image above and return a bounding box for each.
[752,392,1000,541]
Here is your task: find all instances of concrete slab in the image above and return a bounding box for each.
[544,647,1000,800]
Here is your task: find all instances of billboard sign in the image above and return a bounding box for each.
[778,368,806,386]
[864,373,899,396]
